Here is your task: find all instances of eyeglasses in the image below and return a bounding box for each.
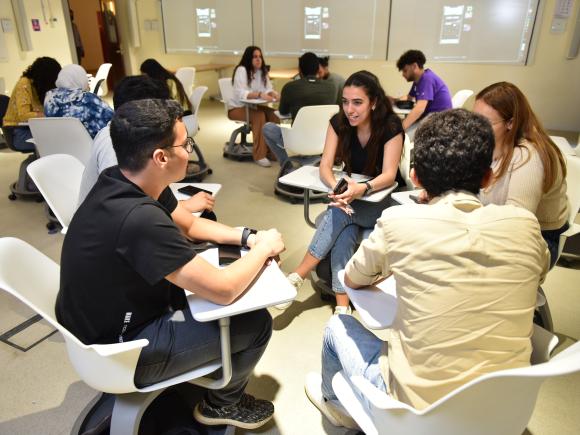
[167,137,194,154]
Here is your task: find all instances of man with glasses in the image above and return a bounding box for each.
[56,99,285,429]
[394,49,452,140]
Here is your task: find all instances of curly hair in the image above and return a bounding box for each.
[476,81,566,192]
[140,59,192,112]
[111,99,183,172]
[396,50,426,70]
[414,109,494,197]
[232,46,269,87]
[335,70,399,176]
[23,57,61,103]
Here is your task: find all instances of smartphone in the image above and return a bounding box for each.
[218,244,241,266]
[177,185,212,197]
[333,178,348,195]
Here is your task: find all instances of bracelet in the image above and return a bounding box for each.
[241,227,257,249]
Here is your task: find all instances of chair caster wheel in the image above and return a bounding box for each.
[223,152,228,158]
[8,193,16,200]
[46,222,59,234]
[208,169,213,175]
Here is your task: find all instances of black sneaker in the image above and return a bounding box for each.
[193,393,274,429]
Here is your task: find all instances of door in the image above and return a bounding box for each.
[97,0,126,91]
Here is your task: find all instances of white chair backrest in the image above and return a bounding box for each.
[190,85,208,114]
[399,134,415,189]
[565,155,580,226]
[27,154,84,232]
[176,67,196,97]
[218,77,234,114]
[281,105,339,156]
[182,86,208,138]
[451,89,474,108]
[550,135,577,156]
[90,63,112,96]
[334,326,580,435]
[28,117,93,165]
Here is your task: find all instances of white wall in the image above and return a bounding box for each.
[0,0,74,94]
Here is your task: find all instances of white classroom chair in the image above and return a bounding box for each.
[28,117,93,166]
[176,67,196,97]
[27,154,84,234]
[0,237,240,435]
[333,270,578,435]
[89,63,113,96]
[451,89,474,108]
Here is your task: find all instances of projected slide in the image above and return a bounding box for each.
[388,0,540,64]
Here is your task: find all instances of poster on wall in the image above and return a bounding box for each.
[31,19,40,31]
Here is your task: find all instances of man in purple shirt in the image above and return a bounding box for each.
[395,50,452,137]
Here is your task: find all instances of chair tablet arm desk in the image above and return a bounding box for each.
[279,165,398,228]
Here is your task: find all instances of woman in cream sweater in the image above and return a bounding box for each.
[474,81,569,267]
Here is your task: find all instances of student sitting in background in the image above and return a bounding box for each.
[318,56,345,105]
[44,64,113,138]
[394,49,452,139]
[474,81,569,267]
[57,98,284,430]
[78,75,216,219]
[305,109,549,429]
[229,46,280,167]
[140,58,193,114]
[263,52,337,168]
[2,57,61,151]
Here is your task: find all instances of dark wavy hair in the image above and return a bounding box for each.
[232,46,268,87]
[113,75,170,109]
[22,57,61,103]
[335,70,398,176]
[414,109,494,197]
[140,58,192,112]
[396,50,426,70]
[111,99,184,172]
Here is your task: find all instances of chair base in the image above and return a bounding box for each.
[73,385,235,435]
[182,141,213,182]
[8,153,41,200]
[223,125,253,161]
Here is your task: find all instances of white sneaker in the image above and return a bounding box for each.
[333,305,352,316]
[274,272,304,310]
[255,158,272,167]
[304,372,360,430]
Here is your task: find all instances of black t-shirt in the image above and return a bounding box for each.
[56,166,196,344]
[329,112,404,177]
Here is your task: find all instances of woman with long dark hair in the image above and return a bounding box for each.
[229,46,279,167]
[2,57,61,151]
[140,58,192,114]
[285,71,404,314]
[474,82,569,267]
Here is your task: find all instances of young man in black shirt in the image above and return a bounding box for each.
[56,98,285,429]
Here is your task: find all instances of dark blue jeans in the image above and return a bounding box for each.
[542,221,570,269]
[11,126,35,152]
[133,307,272,407]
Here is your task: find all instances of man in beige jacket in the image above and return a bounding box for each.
[306,109,549,429]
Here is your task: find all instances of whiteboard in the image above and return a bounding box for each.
[387,0,541,64]
[259,0,389,59]
[160,0,253,54]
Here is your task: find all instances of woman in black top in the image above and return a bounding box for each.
[286,71,404,314]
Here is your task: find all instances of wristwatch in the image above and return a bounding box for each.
[241,227,257,249]
[363,181,373,196]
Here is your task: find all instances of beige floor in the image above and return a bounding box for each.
[0,101,579,435]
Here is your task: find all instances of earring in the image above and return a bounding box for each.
[372,106,376,111]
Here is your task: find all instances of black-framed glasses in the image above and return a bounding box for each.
[168,137,194,153]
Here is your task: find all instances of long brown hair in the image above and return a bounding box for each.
[336,70,399,176]
[476,82,566,192]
